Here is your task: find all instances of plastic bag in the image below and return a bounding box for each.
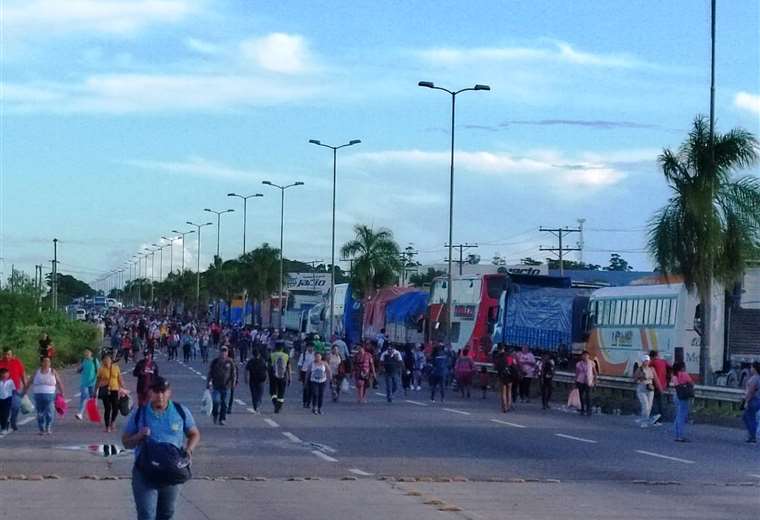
[54,393,68,416]
[567,388,581,410]
[340,378,350,393]
[86,397,101,423]
[200,389,213,416]
[20,394,35,415]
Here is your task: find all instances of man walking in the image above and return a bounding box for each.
[122,377,200,520]
[244,350,268,413]
[0,348,26,432]
[270,342,291,413]
[133,350,159,407]
[648,350,669,425]
[380,344,403,403]
[207,347,235,425]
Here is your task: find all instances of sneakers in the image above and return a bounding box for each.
[75,413,83,421]
[649,414,661,424]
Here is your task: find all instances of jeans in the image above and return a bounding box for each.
[742,397,759,441]
[227,387,234,413]
[384,373,399,402]
[132,466,180,520]
[576,383,591,415]
[0,397,11,430]
[674,397,689,440]
[249,381,264,411]
[430,375,445,401]
[79,384,95,414]
[637,387,654,421]
[212,389,228,422]
[301,372,311,407]
[651,388,664,419]
[34,393,56,432]
[10,390,20,429]
[310,381,326,411]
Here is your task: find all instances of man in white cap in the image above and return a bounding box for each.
[634,354,660,427]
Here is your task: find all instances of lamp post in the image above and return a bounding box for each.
[227,193,263,256]
[418,80,490,346]
[162,235,177,274]
[171,229,195,272]
[309,138,361,337]
[145,247,158,306]
[152,243,169,281]
[262,180,304,330]
[186,221,213,317]
[203,208,235,260]
[137,253,145,305]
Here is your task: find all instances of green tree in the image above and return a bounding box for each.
[605,253,633,272]
[648,115,760,380]
[340,224,402,298]
[546,259,601,271]
[239,244,281,302]
[45,273,95,306]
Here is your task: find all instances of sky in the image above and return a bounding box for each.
[1,0,759,287]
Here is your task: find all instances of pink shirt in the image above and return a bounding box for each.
[670,372,693,387]
[575,360,594,386]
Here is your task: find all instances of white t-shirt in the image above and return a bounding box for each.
[0,379,16,399]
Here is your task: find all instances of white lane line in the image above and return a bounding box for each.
[311,450,338,462]
[555,433,597,444]
[234,399,247,406]
[263,418,279,428]
[405,400,428,407]
[282,432,302,443]
[349,468,374,476]
[374,392,386,397]
[246,407,259,414]
[490,418,527,429]
[200,376,207,380]
[442,407,471,416]
[18,417,35,426]
[748,474,760,479]
[635,450,694,464]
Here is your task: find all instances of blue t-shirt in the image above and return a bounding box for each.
[79,358,98,387]
[123,401,196,457]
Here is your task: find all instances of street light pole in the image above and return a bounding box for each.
[309,138,361,338]
[152,243,166,281]
[227,193,263,256]
[162,236,176,275]
[418,80,490,347]
[187,221,213,317]
[172,229,195,272]
[262,180,305,330]
[203,208,235,260]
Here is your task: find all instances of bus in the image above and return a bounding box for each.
[584,283,702,377]
[427,273,508,363]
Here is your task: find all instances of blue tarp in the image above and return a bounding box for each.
[343,284,363,346]
[385,291,428,324]
[496,285,584,350]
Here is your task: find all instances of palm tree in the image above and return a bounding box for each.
[340,224,402,298]
[648,115,760,380]
[239,244,281,303]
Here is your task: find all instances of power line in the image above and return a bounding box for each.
[539,226,581,276]
[443,243,478,275]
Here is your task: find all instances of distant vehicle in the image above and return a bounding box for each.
[75,308,87,321]
[94,296,107,307]
[584,283,703,377]
[105,298,122,309]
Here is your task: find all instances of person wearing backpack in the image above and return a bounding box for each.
[244,350,268,413]
[269,342,291,413]
[380,344,403,403]
[122,376,200,520]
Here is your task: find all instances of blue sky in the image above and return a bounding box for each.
[1,0,759,285]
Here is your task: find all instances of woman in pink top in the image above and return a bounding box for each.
[574,351,595,416]
[670,362,693,442]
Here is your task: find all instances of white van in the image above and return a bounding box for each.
[75,309,87,321]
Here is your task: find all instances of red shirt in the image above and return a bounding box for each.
[0,357,26,389]
[649,358,670,389]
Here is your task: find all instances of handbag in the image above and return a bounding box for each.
[118,393,132,416]
[675,383,695,400]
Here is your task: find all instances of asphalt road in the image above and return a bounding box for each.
[1,350,758,519]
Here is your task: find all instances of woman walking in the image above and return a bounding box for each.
[634,354,659,427]
[327,345,344,402]
[495,345,516,412]
[741,361,760,443]
[75,349,98,421]
[308,353,331,415]
[670,362,693,442]
[353,344,375,403]
[24,357,64,435]
[97,354,125,433]
[454,349,475,399]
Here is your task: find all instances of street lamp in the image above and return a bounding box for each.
[187,221,213,317]
[162,235,178,274]
[144,247,158,305]
[227,193,263,256]
[309,138,361,337]
[171,229,196,272]
[262,180,305,330]
[418,80,490,347]
[203,208,235,260]
[152,242,170,281]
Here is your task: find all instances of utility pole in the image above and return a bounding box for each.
[52,238,59,311]
[539,227,581,277]
[444,243,478,276]
[576,218,586,263]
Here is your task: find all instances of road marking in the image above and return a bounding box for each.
[405,400,428,407]
[246,407,259,415]
[200,376,207,380]
[310,442,336,453]
[311,450,338,462]
[555,433,597,444]
[282,432,302,443]
[748,474,760,479]
[235,399,247,406]
[375,392,386,397]
[18,417,35,426]
[442,407,471,416]
[490,418,527,429]
[635,450,694,464]
[263,418,279,428]
[349,468,374,476]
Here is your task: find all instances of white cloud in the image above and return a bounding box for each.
[347,148,640,189]
[184,37,221,55]
[125,157,260,181]
[3,0,196,37]
[419,40,644,69]
[239,33,314,74]
[735,91,760,116]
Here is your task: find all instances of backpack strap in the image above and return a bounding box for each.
[172,401,187,431]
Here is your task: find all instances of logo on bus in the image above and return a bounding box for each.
[454,305,476,320]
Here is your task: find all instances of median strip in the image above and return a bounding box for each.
[635,450,694,464]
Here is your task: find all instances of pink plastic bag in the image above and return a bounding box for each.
[567,388,581,409]
[54,393,68,416]
[86,398,101,423]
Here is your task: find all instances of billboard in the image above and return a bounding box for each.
[286,273,331,294]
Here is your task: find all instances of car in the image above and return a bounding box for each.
[75,308,87,321]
